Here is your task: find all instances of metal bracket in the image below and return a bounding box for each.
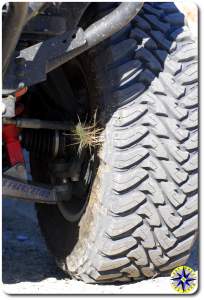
[3,28,87,93]
[23,15,67,38]
[4,163,27,181]
[3,2,143,94]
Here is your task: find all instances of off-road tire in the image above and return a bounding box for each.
[34,2,198,283]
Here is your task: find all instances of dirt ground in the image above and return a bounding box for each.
[2,198,198,294]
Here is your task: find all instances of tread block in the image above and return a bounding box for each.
[110,60,142,89]
[114,147,149,169]
[89,269,122,281]
[159,95,188,121]
[163,140,189,164]
[180,87,198,109]
[144,14,170,33]
[154,227,177,250]
[130,27,149,42]
[94,256,130,272]
[127,245,148,266]
[135,47,162,72]
[114,125,149,149]
[150,77,166,95]
[143,37,158,50]
[150,30,172,50]
[130,28,157,50]
[163,13,185,26]
[105,214,142,238]
[132,223,155,248]
[139,177,165,204]
[143,3,164,17]
[113,103,148,127]
[170,27,192,42]
[137,200,161,226]
[113,167,148,193]
[111,24,131,44]
[141,262,156,277]
[142,134,168,160]
[141,156,167,181]
[178,194,198,216]
[164,58,182,75]
[163,118,189,142]
[169,103,188,121]
[178,63,198,85]
[182,154,198,173]
[160,255,189,271]
[156,3,178,13]
[159,204,182,229]
[150,98,169,117]
[163,160,188,186]
[161,181,186,207]
[139,68,155,84]
[148,247,169,266]
[110,39,137,64]
[181,174,198,194]
[110,190,146,215]
[183,131,198,152]
[154,49,168,63]
[173,215,198,238]
[113,82,145,107]
[141,113,169,138]
[99,236,137,256]
[175,43,197,62]
[167,234,195,257]
[139,90,156,105]
[121,264,140,278]
[182,109,198,130]
[132,15,151,31]
[159,72,186,99]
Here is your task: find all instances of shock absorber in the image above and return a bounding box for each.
[21,128,68,158]
[21,128,81,184]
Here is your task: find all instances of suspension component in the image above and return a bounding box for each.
[21,128,69,158]
[2,125,24,166]
[3,117,72,130]
[2,87,27,172]
[3,2,143,92]
[2,175,72,204]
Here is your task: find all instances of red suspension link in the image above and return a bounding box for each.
[2,125,24,166]
[3,87,27,166]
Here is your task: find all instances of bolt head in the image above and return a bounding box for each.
[62,178,67,184]
[18,82,25,89]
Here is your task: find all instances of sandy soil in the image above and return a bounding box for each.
[2,199,198,294]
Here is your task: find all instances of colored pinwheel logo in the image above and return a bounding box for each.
[171,266,197,294]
